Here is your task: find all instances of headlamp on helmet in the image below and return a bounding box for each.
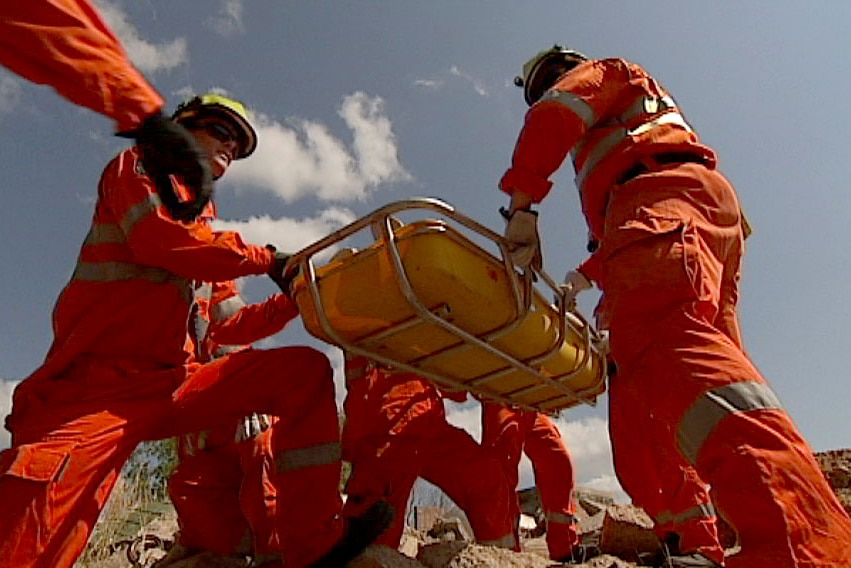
[172,93,257,159]
[514,45,588,106]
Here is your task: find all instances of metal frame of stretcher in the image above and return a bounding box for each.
[287,197,607,414]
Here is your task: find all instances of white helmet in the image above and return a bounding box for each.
[514,45,588,106]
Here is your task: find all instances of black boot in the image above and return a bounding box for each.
[308,500,394,567]
[658,533,724,568]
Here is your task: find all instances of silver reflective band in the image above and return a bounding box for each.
[574,127,627,188]
[546,511,576,525]
[211,294,247,322]
[678,381,784,465]
[275,441,342,473]
[655,502,715,526]
[194,283,213,301]
[73,261,173,283]
[84,223,126,245]
[574,111,692,189]
[119,192,162,235]
[628,112,693,137]
[539,90,596,128]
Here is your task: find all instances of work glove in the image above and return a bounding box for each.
[561,269,593,307]
[500,207,542,272]
[234,413,273,443]
[266,244,296,294]
[118,112,213,222]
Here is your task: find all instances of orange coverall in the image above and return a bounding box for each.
[481,403,580,561]
[341,354,515,550]
[0,148,343,568]
[169,276,300,556]
[500,57,851,567]
[0,0,163,132]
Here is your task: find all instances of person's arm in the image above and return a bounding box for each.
[102,150,273,282]
[499,99,588,205]
[0,0,164,132]
[207,281,299,347]
[500,58,628,204]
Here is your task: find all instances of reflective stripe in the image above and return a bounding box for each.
[214,344,243,357]
[656,502,715,526]
[73,261,174,284]
[194,283,213,301]
[119,192,162,235]
[71,261,192,303]
[275,441,342,473]
[628,111,693,137]
[573,111,693,188]
[84,223,126,245]
[574,127,627,188]
[678,381,784,465]
[478,533,516,549]
[211,294,247,322]
[539,90,596,128]
[545,511,576,526]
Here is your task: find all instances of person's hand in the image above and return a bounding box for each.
[235,413,272,443]
[119,112,213,221]
[561,269,592,306]
[500,207,542,272]
[266,244,296,294]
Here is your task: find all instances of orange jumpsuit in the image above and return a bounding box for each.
[0,148,343,568]
[0,1,163,132]
[481,403,580,561]
[169,275,300,556]
[341,354,515,550]
[500,57,851,567]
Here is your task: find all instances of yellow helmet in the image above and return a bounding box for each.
[172,93,257,159]
[514,45,588,106]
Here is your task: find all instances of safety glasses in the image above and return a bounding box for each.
[197,120,240,145]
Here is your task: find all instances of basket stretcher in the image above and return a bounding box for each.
[288,198,608,414]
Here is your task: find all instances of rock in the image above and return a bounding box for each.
[598,504,659,563]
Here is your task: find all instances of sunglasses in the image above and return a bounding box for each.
[196,121,240,145]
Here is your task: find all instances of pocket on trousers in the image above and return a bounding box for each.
[0,443,71,483]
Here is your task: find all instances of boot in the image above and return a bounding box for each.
[658,533,724,568]
[662,552,723,568]
[307,500,394,568]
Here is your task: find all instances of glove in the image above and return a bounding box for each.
[118,112,213,222]
[561,269,592,306]
[500,207,542,271]
[234,413,273,443]
[266,244,295,294]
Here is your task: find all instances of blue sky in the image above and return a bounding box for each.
[2,2,850,499]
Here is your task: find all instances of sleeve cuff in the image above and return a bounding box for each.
[499,168,553,203]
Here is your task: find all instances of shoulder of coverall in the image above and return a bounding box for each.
[542,57,639,104]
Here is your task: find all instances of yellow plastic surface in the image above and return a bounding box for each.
[291,220,606,412]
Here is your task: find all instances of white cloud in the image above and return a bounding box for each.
[450,66,489,97]
[212,207,356,255]
[0,380,18,450]
[93,0,188,73]
[224,92,411,203]
[0,73,22,114]
[413,79,444,90]
[205,0,245,37]
[413,66,489,97]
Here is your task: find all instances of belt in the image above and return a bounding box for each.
[616,152,709,185]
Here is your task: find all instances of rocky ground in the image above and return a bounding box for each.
[81,449,851,568]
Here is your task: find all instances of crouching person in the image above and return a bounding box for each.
[0,93,388,568]
[341,352,516,550]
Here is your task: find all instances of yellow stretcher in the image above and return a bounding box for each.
[289,198,608,414]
